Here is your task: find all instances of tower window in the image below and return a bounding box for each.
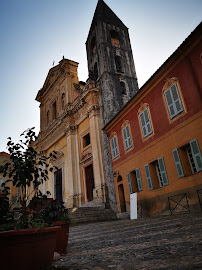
[115,56,122,73]
[52,101,57,120]
[91,36,96,53]
[94,62,98,80]
[120,81,126,95]
[110,30,120,47]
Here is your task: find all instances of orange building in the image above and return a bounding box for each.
[104,23,202,216]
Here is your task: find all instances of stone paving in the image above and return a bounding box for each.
[52,214,202,270]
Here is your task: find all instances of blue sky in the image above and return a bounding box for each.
[0,0,201,152]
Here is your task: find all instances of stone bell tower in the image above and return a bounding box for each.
[86,0,139,125]
[86,0,139,211]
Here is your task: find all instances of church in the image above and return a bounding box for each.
[35,0,202,216]
[35,0,138,211]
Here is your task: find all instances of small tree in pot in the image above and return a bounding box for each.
[0,127,60,270]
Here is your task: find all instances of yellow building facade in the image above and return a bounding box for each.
[35,58,106,208]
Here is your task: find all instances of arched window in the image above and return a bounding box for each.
[110,30,120,47]
[61,93,65,108]
[115,56,122,73]
[91,36,96,53]
[94,62,98,80]
[120,81,126,95]
[47,111,50,125]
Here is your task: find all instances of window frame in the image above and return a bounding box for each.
[162,78,186,123]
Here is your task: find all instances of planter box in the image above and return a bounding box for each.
[53,221,70,254]
[0,226,60,270]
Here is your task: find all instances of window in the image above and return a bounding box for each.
[52,101,57,120]
[61,93,65,108]
[127,168,143,194]
[139,109,152,138]
[164,83,183,119]
[94,62,98,80]
[120,81,126,95]
[115,56,122,73]
[122,125,132,150]
[172,139,202,178]
[145,157,169,191]
[91,35,96,53]
[47,111,50,125]
[111,136,119,159]
[83,133,91,148]
[110,30,120,47]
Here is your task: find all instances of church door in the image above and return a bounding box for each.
[55,169,63,202]
[85,164,95,201]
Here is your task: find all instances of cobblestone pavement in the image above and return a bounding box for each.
[52,214,202,270]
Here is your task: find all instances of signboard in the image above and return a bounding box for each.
[130,193,137,220]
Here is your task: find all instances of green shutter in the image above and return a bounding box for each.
[172,149,184,178]
[127,173,133,194]
[144,164,153,190]
[135,168,143,191]
[144,109,152,135]
[123,128,128,149]
[158,157,169,186]
[140,109,152,138]
[190,139,202,172]
[165,84,183,119]
[126,126,132,148]
[114,137,118,158]
[140,112,147,137]
[111,138,115,159]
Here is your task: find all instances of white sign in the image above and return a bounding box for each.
[130,193,137,220]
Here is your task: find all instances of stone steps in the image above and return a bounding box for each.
[68,206,117,225]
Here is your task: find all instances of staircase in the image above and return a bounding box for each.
[68,206,117,225]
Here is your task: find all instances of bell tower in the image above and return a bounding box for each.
[86,0,139,125]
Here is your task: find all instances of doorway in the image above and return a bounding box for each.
[118,184,126,212]
[54,169,63,202]
[85,164,95,201]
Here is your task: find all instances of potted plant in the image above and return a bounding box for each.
[29,192,70,254]
[0,128,60,270]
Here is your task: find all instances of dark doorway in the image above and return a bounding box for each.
[118,184,126,212]
[55,169,63,202]
[85,164,95,201]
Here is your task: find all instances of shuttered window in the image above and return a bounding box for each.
[135,168,143,191]
[145,164,153,190]
[172,149,184,178]
[127,173,133,194]
[139,109,152,138]
[123,125,132,150]
[190,139,202,172]
[157,157,169,186]
[164,83,183,119]
[111,136,119,159]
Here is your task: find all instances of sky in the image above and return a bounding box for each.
[0,0,201,152]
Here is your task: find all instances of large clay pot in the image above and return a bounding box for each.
[53,221,70,254]
[0,226,60,270]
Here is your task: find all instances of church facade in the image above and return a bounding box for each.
[35,0,138,210]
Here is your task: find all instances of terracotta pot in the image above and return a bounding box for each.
[53,221,70,254]
[0,226,60,270]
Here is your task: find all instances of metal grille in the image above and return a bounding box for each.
[168,193,190,215]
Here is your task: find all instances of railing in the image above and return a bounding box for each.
[168,193,190,215]
[137,202,142,217]
[197,189,202,211]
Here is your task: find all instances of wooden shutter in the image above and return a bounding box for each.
[126,125,132,148]
[170,84,183,115]
[127,173,133,194]
[114,137,118,158]
[135,168,143,191]
[165,83,183,119]
[190,139,202,172]
[123,127,128,150]
[158,157,169,186]
[144,164,153,190]
[172,149,184,178]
